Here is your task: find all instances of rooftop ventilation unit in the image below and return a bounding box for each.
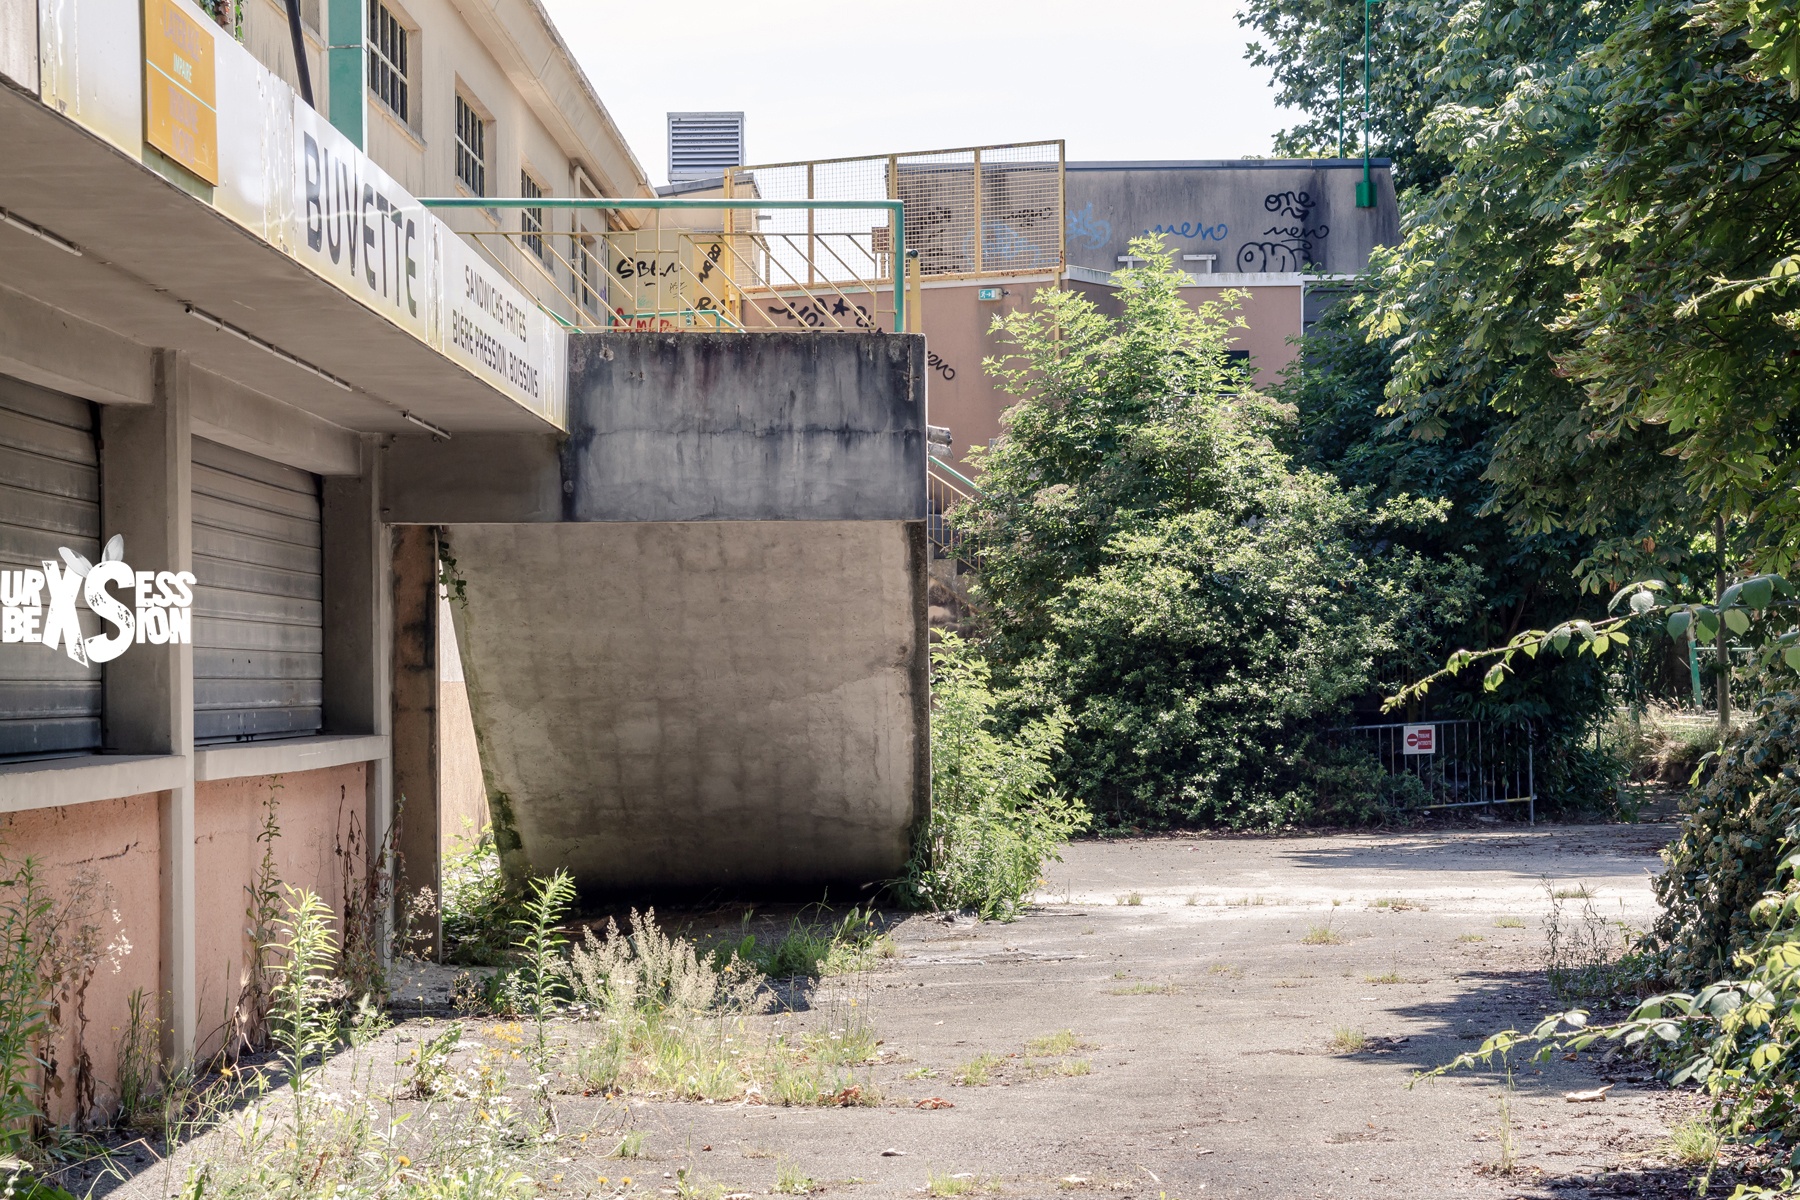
[667,112,745,183]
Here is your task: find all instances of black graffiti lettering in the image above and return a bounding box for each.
[1263,190,1314,219]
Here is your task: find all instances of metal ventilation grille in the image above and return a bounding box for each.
[191,438,324,743]
[0,376,101,761]
[668,112,744,182]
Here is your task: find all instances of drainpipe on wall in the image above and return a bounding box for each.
[284,0,314,107]
[1356,0,1376,208]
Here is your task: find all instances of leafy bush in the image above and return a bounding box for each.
[956,238,1481,829]
[441,830,526,966]
[1647,690,1800,986]
[901,635,1087,920]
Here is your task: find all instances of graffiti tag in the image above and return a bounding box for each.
[765,297,876,329]
[1066,201,1111,251]
[927,351,956,382]
[1146,220,1229,241]
[1237,190,1329,271]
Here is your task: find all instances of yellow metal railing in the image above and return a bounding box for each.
[419,198,906,333]
[726,141,1066,283]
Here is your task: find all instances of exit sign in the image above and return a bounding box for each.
[977,287,1003,301]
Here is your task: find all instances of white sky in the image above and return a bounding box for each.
[538,0,1294,186]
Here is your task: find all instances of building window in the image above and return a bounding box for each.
[575,234,598,315]
[367,2,408,123]
[455,94,486,197]
[521,171,545,260]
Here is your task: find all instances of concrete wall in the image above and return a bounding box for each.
[439,596,487,852]
[383,331,929,524]
[1065,160,1400,276]
[390,331,931,895]
[562,333,926,522]
[447,520,929,894]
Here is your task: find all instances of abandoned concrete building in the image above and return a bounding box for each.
[0,0,1396,1125]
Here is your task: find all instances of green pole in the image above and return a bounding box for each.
[1689,632,1705,709]
[1355,0,1376,207]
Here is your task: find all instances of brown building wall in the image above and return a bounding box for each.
[922,278,1303,475]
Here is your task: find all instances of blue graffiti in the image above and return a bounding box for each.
[960,220,1056,270]
[1146,220,1229,241]
[1065,201,1111,250]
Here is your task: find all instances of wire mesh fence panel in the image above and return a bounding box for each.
[728,141,1064,282]
[977,143,1063,274]
[1336,719,1535,822]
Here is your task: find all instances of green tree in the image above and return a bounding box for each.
[1551,0,1800,576]
[1284,291,1623,807]
[957,238,1478,828]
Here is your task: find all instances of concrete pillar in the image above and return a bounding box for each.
[322,435,393,953]
[100,349,195,1064]
[389,524,439,956]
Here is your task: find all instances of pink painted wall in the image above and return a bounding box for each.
[0,763,366,1125]
[1,793,161,1128]
[193,765,367,1062]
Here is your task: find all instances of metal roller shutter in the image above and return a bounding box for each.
[0,377,102,759]
[192,437,324,742]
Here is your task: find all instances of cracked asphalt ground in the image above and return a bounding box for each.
[123,822,1722,1200]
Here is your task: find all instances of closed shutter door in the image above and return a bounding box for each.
[0,377,102,759]
[192,438,323,742]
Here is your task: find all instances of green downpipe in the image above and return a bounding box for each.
[1356,0,1376,207]
[326,0,364,147]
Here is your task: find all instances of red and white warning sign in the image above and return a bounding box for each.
[1402,724,1437,755]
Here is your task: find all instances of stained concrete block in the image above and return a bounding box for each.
[446,519,929,894]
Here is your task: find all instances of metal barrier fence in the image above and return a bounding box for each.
[725,141,1065,281]
[418,197,907,334]
[1337,720,1536,823]
[927,455,983,572]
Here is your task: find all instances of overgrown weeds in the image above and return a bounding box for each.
[711,907,894,980]
[1543,881,1639,1000]
[563,909,880,1107]
[902,634,1088,921]
[441,830,527,966]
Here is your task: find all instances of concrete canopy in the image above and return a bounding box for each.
[0,81,557,436]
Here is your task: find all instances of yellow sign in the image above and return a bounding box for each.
[143,0,218,184]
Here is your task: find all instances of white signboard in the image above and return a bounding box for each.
[1402,724,1437,755]
[290,101,565,428]
[292,103,433,343]
[438,232,567,429]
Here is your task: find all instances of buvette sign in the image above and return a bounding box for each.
[0,536,195,666]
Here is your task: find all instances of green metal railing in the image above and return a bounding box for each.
[927,453,983,571]
[417,197,908,334]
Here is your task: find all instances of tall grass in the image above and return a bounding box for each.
[903,635,1088,920]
